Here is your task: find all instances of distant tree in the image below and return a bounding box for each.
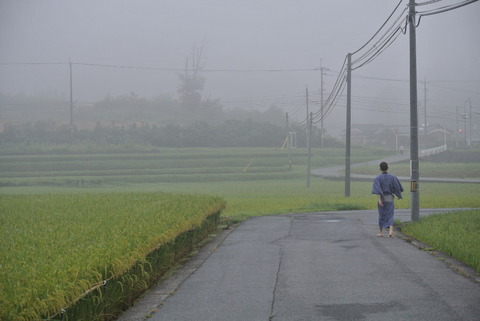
[262,105,285,126]
[177,42,207,110]
[94,92,152,122]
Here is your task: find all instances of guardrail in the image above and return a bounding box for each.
[420,144,447,157]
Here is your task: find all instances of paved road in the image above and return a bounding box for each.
[311,152,480,184]
[119,209,480,321]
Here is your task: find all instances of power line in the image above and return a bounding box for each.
[311,56,348,124]
[417,0,478,17]
[351,7,409,70]
[316,1,409,124]
[0,62,68,65]
[351,25,405,71]
[351,0,406,55]
[416,0,444,5]
[428,80,480,83]
[0,61,321,73]
[315,0,478,125]
[352,74,408,82]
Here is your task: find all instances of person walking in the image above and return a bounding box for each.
[372,162,404,238]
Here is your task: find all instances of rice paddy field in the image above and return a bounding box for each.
[0,192,225,321]
[1,147,479,320]
[2,147,479,217]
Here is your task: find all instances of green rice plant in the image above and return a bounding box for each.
[2,176,479,220]
[401,209,480,273]
[0,147,392,182]
[0,192,225,321]
[112,177,477,219]
[51,212,220,321]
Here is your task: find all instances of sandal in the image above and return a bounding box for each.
[377,233,383,237]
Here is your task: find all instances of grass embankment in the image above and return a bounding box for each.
[401,209,480,273]
[0,192,225,321]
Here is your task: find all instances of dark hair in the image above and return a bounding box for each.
[380,162,388,171]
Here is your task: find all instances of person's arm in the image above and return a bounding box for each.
[394,176,403,199]
[377,194,383,207]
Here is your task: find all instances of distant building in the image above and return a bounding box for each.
[344,124,452,150]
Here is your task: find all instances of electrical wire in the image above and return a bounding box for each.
[312,72,347,125]
[416,0,444,6]
[351,25,404,70]
[311,56,348,124]
[0,62,67,65]
[3,0,477,128]
[416,0,479,26]
[351,0,406,55]
[417,0,478,16]
[349,0,478,76]
[351,7,409,69]
[314,1,409,124]
[316,0,478,124]
[74,62,321,73]
[352,74,409,82]
[0,61,320,73]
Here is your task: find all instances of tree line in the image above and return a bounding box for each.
[0,119,342,149]
[1,46,343,150]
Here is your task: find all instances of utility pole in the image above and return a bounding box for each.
[345,53,352,197]
[469,99,472,147]
[305,86,309,152]
[286,112,292,171]
[306,87,311,187]
[69,59,74,142]
[443,124,447,147]
[409,0,420,221]
[395,129,399,151]
[305,86,309,128]
[424,78,427,147]
[463,102,468,146]
[456,105,459,148]
[307,112,313,188]
[320,65,327,148]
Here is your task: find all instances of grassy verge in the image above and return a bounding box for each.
[400,209,480,273]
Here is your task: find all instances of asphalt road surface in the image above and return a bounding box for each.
[119,209,480,321]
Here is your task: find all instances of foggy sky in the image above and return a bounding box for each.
[1,0,479,135]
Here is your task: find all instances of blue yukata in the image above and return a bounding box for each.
[372,172,404,228]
